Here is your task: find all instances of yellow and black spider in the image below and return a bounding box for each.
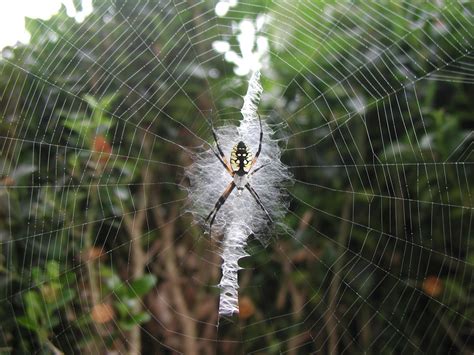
[206,115,273,231]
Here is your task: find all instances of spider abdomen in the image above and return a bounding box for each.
[233,174,248,193]
[230,141,253,176]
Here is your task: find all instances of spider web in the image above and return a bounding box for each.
[0,0,473,353]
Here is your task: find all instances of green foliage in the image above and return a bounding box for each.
[101,266,156,331]
[17,261,76,350]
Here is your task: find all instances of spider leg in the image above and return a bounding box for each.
[245,183,273,224]
[209,120,233,175]
[250,113,263,171]
[250,162,269,176]
[205,181,236,232]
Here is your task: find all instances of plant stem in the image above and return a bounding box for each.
[325,195,352,355]
[151,193,197,355]
[122,165,150,355]
[83,183,103,353]
[45,339,64,355]
[85,184,100,307]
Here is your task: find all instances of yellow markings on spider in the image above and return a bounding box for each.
[230,142,253,174]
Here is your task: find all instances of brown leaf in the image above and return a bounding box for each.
[81,247,106,262]
[92,135,112,163]
[91,303,115,324]
[1,176,15,186]
[238,296,255,320]
[422,276,443,297]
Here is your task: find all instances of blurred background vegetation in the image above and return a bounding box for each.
[0,0,473,353]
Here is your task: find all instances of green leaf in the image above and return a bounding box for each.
[106,274,123,292]
[17,316,39,331]
[61,271,77,284]
[127,274,157,298]
[63,116,95,136]
[119,312,151,331]
[131,311,151,325]
[97,93,119,111]
[114,300,129,319]
[31,267,42,284]
[83,94,98,109]
[46,288,75,311]
[24,291,44,325]
[46,261,60,280]
[119,319,136,331]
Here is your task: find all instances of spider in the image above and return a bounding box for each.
[205,115,273,231]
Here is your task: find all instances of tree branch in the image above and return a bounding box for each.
[151,192,197,355]
[122,163,152,355]
[325,195,352,355]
